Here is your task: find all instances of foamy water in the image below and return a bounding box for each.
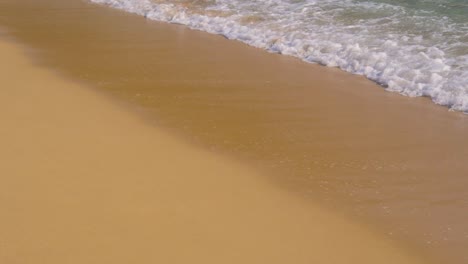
[90,0,468,112]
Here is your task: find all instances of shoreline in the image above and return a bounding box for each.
[1,0,468,262]
[0,38,425,264]
[90,0,468,113]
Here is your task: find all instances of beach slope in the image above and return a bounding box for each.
[0,39,424,264]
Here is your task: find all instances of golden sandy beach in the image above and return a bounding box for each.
[0,39,426,264]
[1,0,468,263]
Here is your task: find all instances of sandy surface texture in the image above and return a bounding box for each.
[0,39,427,264]
[1,0,468,263]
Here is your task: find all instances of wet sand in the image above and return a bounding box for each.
[0,38,427,264]
[1,0,468,263]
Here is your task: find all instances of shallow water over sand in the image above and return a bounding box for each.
[91,0,468,111]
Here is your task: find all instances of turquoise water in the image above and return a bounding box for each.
[370,0,468,22]
[90,0,468,112]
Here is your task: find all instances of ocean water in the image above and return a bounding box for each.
[90,0,468,112]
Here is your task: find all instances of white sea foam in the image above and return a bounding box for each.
[89,0,468,112]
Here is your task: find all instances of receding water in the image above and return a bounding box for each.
[91,0,468,112]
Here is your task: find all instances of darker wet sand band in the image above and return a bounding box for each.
[1,0,468,263]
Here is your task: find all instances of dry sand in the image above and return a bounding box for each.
[0,39,425,264]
